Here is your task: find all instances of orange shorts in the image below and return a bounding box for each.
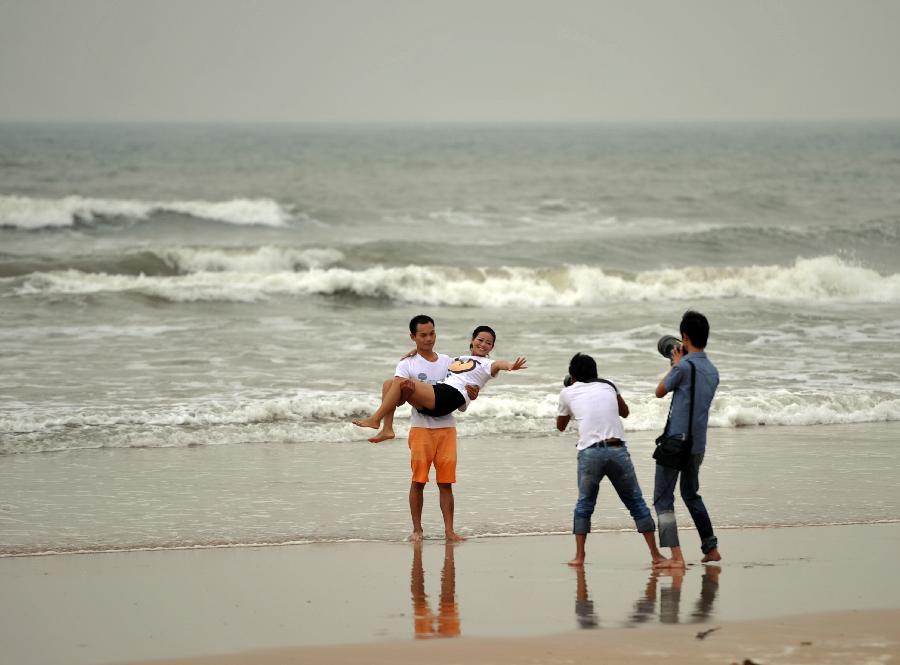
[408,427,457,484]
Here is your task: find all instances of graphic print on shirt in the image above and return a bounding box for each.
[448,358,479,374]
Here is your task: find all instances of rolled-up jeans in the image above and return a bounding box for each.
[574,444,655,535]
[653,452,717,553]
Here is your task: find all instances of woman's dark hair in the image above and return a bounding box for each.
[680,310,710,348]
[568,353,598,382]
[469,325,496,350]
[409,314,435,335]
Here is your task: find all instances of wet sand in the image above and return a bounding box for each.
[2,523,898,665]
[131,609,900,665]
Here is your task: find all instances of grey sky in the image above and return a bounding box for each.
[1,0,899,123]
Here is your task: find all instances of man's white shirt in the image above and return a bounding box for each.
[558,381,625,450]
[395,353,456,428]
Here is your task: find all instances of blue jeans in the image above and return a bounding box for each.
[653,452,718,553]
[574,445,656,535]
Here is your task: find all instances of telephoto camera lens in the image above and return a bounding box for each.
[657,335,682,359]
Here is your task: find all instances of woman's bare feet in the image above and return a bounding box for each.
[368,428,395,443]
[701,547,722,563]
[408,530,423,543]
[445,531,466,542]
[352,416,380,429]
[567,556,585,567]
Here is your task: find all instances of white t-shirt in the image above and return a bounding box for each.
[443,355,495,407]
[557,380,625,450]
[395,353,456,429]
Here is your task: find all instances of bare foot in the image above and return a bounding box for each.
[652,554,669,566]
[408,531,423,543]
[368,428,395,443]
[701,548,722,563]
[567,557,585,567]
[352,417,379,430]
[445,531,466,542]
[653,557,686,570]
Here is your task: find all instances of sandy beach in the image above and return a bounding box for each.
[3,522,898,665]
[132,609,900,665]
[3,15,900,665]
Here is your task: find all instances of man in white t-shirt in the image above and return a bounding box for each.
[557,353,665,567]
[382,315,477,542]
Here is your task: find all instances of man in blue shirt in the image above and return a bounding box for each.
[653,311,721,569]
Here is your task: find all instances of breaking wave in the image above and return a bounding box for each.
[11,256,900,305]
[0,246,345,278]
[159,246,344,273]
[0,194,294,228]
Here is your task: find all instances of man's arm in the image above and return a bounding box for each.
[655,380,669,398]
[656,364,687,398]
[657,346,684,398]
[617,394,630,418]
[557,391,571,431]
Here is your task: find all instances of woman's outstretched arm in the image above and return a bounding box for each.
[489,357,528,377]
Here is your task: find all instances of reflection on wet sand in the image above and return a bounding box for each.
[574,566,599,629]
[692,564,720,622]
[411,543,460,639]
[575,564,721,629]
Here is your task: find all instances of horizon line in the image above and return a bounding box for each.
[2,117,900,127]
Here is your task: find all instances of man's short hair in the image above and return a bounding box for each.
[568,353,598,383]
[409,314,435,335]
[680,310,710,348]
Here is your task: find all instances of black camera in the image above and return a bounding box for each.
[563,375,574,387]
[657,335,683,360]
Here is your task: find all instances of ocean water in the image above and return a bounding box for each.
[1,122,899,555]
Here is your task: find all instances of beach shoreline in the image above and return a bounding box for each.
[3,522,899,665]
[4,421,899,557]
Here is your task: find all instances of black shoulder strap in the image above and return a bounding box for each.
[596,378,618,393]
[686,360,696,440]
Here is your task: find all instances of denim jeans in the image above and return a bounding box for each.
[574,445,655,535]
[653,452,717,553]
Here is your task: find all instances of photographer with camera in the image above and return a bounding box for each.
[557,353,665,567]
[653,311,721,569]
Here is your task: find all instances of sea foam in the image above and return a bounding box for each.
[3,388,898,454]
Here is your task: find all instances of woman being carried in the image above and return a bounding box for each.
[352,325,527,434]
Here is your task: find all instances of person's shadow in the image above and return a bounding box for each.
[411,542,460,638]
[575,564,721,629]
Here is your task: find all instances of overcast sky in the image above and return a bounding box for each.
[1,0,899,123]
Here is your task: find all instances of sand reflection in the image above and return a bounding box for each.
[411,542,460,638]
[575,564,721,629]
[574,566,599,628]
